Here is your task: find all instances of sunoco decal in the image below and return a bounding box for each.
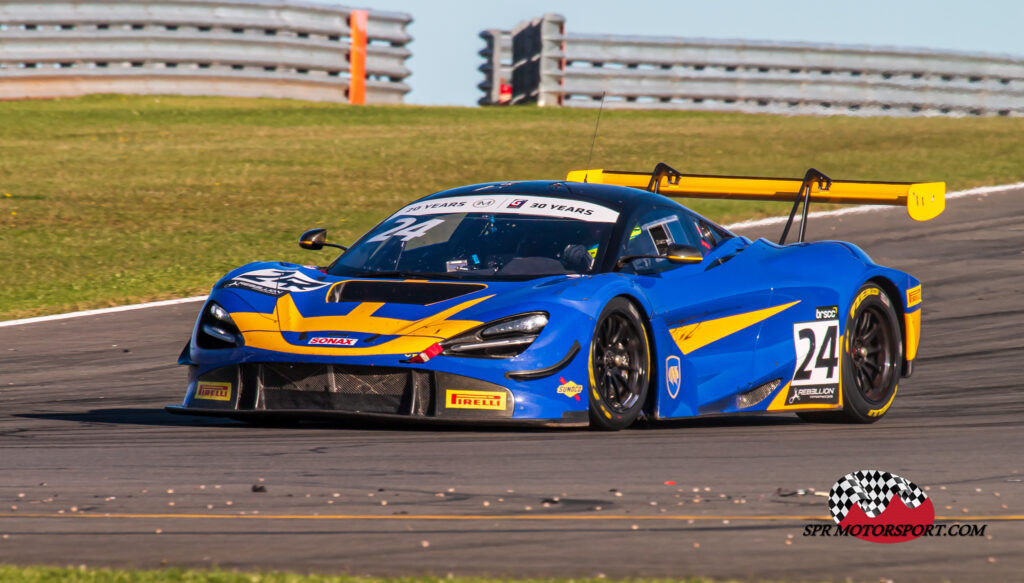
[223,268,328,297]
[557,377,583,400]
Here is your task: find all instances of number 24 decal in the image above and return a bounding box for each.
[367,218,444,243]
[792,321,839,385]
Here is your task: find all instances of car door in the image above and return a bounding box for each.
[619,208,790,418]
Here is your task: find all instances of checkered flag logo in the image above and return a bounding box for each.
[828,470,929,523]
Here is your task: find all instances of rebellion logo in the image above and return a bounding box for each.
[557,377,583,400]
[195,381,231,402]
[788,385,837,404]
[826,469,935,543]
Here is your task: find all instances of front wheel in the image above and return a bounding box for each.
[798,283,903,423]
[588,298,651,431]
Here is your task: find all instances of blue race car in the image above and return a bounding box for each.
[168,164,944,430]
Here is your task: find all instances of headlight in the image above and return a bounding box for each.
[209,302,232,323]
[480,313,548,338]
[196,301,244,349]
[442,312,548,359]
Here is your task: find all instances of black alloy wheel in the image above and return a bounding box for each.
[799,283,903,424]
[588,297,651,430]
[849,302,900,403]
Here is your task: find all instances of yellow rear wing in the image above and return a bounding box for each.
[567,168,944,222]
[566,163,945,244]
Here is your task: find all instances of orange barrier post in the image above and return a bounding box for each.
[348,9,367,105]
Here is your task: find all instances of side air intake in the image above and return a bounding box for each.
[736,378,782,409]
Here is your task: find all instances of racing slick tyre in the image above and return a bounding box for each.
[798,283,903,424]
[587,297,651,431]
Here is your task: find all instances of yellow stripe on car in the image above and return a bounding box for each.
[228,293,491,356]
[670,301,800,355]
[904,310,921,361]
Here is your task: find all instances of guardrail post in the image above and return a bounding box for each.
[348,9,368,105]
[478,29,511,105]
[510,13,565,106]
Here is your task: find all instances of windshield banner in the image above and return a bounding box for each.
[393,195,619,223]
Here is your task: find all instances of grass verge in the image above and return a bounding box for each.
[0,567,750,583]
[2,95,1023,320]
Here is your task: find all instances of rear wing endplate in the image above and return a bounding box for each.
[566,163,945,244]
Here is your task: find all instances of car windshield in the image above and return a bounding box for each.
[329,194,620,280]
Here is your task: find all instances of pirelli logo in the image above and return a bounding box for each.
[445,389,506,410]
[195,381,232,402]
[907,285,922,308]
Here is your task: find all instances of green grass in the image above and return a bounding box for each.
[2,94,1023,320]
[0,566,771,583]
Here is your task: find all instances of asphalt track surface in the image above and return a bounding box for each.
[2,188,1023,582]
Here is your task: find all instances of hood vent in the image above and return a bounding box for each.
[327,280,487,305]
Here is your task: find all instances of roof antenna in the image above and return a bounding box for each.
[582,91,606,183]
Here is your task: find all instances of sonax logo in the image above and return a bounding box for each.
[195,381,231,402]
[827,469,934,543]
[309,337,357,346]
[557,377,583,400]
[445,389,506,410]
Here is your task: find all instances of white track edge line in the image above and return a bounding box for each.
[0,296,208,328]
[3,181,1022,329]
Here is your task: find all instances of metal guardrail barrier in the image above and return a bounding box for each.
[481,14,1024,116]
[0,0,412,104]
[477,28,510,105]
[509,14,564,107]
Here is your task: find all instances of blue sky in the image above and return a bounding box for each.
[321,0,1024,106]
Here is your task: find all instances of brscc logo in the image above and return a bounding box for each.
[828,469,934,543]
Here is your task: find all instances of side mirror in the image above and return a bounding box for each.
[614,243,704,271]
[299,228,347,251]
[664,243,703,264]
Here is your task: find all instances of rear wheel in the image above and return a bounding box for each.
[588,298,651,431]
[798,283,903,423]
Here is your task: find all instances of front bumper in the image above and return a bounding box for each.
[167,361,589,427]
